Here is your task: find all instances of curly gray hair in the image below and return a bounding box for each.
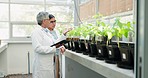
[36,11,49,26]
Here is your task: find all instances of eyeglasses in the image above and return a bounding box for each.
[50,20,56,23]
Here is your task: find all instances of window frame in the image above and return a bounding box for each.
[0,0,74,41]
[9,21,37,41]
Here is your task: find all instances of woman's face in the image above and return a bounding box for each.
[47,18,56,30]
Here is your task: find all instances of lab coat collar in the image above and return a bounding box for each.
[42,28,57,43]
[45,28,56,34]
[41,27,48,32]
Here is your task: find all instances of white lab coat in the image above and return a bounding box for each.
[31,27,66,78]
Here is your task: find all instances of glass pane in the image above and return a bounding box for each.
[46,5,74,22]
[0,3,9,21]
[12,24,38,37]
[0,0,9,2]
[10,4,44,22]
[80,0,89,4]
[10,0,43,3]
[46,0,72,4]
[98,0,133,16]
[80,0,96,21]
[0,22,9,39]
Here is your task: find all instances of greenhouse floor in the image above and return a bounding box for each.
[4,74,32,78]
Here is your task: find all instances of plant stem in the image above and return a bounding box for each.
[106,40,108,46]
[117,37,120,48]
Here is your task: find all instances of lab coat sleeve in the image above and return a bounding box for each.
[31,29,56,54]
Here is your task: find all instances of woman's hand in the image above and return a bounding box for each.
[63,28,73,35]
[59,46,66,54]
[55,44,62,48]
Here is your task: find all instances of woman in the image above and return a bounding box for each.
[46,14,71,78]
[31,11,66,78]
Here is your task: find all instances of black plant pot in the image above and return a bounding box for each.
[130,43,134,71]
[86,41,92,55]
[64,43,68,49]
[74,41,81,53]
[96,41,108,60]
[89,43,98,57]
[117,43,134,69]
[71,40,75,51]
[105,42,121,64]
[64,39,72,50]
[79,40,88,55]
[83,40,92,55]
[66,38,72,50]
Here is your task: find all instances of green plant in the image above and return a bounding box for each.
[67,22,100,40]
[67,26,81,38]
[112,17,135,47]
[93,13,113,45]
[92,13,104,41]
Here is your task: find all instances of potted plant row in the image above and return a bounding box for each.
[65,13,135,70]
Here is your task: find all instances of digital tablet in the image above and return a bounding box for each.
[50,40,68,47]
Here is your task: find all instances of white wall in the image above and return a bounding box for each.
[6,43,33,75]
